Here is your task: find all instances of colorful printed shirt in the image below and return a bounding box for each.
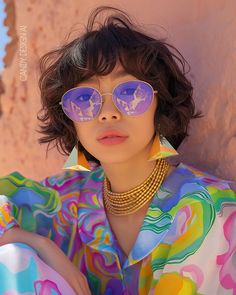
[0,162,236,295]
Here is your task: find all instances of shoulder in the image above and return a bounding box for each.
[175,162,236,214]
[0,171,61,201]
[40,163,104,196]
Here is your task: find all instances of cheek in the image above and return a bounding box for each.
[73,123,91,143]
[139,105,157,139]
[131,112,156,142]
[136,119,155,139]
[142,100,157,130]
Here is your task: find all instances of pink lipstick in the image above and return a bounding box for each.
[97,129,129,145]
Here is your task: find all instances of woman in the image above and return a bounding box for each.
[0,6,236,295]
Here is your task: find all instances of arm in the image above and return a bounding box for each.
[0,227,91,295]
[0,172,91,293]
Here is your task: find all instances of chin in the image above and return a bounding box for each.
[98,153,137,166]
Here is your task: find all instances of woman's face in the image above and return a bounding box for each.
[73,63,158,165]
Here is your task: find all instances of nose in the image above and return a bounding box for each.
[97,92,122,122]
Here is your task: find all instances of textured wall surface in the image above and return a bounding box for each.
[0,0,235,189]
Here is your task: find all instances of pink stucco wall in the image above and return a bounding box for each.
[0,0,235,189]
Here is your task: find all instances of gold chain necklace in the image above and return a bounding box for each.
[103,159,170,216]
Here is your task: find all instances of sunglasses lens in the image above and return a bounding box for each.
[113,81,153,115]
[61,87,101,121]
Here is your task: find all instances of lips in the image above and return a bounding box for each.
[97,129,128,140]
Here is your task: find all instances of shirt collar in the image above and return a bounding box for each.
[77,166,117,255]
[77,163,197,268]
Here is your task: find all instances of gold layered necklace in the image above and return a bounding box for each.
[103,159,170,216]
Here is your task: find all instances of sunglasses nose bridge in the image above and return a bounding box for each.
[99,92,114,104]
[97,91,122,118]
[100,92,113,97]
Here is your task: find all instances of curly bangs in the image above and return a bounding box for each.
[37,6,202,164]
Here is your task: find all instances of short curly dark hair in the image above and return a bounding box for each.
[37,5,202,165]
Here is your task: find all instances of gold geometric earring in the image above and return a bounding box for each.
[63,145,91,171]
[148,133,179,161]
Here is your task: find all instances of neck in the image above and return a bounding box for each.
[101,155,172,194]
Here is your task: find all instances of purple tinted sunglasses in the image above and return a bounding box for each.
[59,80,158,122]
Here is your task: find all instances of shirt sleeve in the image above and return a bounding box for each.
[0,171,61,238]
[206,181,236,293]
[0,194,19,237]
[39,170,86,257]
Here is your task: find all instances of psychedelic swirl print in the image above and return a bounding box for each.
[0,162,236,294]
